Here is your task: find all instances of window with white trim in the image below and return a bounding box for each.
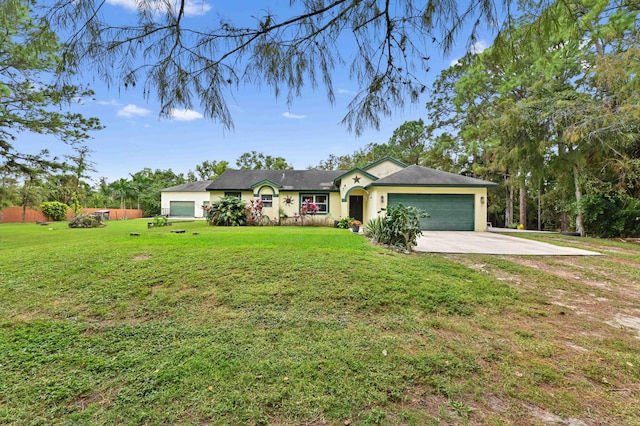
[224,192,241,199]
[301,194,328,213]
[261,194,273,208]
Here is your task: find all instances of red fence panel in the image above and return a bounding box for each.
[0,207,144,223]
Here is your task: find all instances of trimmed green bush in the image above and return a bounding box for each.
[40,201,69,221]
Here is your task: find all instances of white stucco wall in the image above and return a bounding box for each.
[160,191,212,218]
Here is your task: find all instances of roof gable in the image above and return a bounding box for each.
[250,179,283,189]
[333,168,378,184]
[362,156,408,171]
[362,156,407,179]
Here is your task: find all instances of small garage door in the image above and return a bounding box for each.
[388,194,475,231]
[169,201,195,217]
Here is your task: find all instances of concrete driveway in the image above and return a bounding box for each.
[414,231,601,255]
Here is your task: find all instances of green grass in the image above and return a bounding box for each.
[1,220,639,425]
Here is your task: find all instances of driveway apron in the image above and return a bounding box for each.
[414,231,601,255]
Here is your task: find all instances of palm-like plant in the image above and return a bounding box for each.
[111,178,133,210]
[129,172,150,210]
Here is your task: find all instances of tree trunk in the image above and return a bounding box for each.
[519,185,527,229]
[573,162,584,236]
[537,187,542,231]
[505,180,513,227]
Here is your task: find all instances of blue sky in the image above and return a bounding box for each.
[23,0,490,183]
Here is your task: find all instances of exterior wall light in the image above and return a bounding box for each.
[480,196,485,204]
[380,195,385,204]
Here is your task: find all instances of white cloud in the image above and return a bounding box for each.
[182,0,212,16]
[117,104,152,118]
[448,40,489,67]
[282,112,306,119]
[97,99,123,107]
[169,108,204,121]
[105,0,136,11]
[471,40,488,54]
[337,88,356,95]
[106,0,211,17]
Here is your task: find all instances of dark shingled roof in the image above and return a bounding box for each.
[206,170,344,191]
[368,165,497,187]
[161,180,214,192]
[162,164,497,193]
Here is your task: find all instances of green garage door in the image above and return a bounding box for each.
[388,194,475,231]
[169,201,195,217]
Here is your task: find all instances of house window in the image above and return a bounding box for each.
[261,194,273,208]
[225,192,241,199]
[301,194,328,213]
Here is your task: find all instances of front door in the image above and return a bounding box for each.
[349,195,364,222]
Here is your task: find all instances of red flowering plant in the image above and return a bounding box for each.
[246,198,274,226]
[295,198,317,225]
[246,198,264,225]
[301,198,318,215]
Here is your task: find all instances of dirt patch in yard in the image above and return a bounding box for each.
[458,251,640,318]
[451,251,640,334]
[443,239,640,425]
[504,255,640,322]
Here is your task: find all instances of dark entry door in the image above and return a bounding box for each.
[349,195,364,221]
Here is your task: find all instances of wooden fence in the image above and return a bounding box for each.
[0,207,144,223]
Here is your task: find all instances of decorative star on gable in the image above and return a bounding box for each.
[352,175,361,183]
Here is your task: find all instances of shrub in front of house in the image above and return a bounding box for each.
[40,201,69,221]
[246,198,267,225]
[336,217,354,229]
[364,216,385,240]
[368,204,428,252]
[204,196,248,226]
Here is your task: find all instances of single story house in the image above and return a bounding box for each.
[160,156,497,231]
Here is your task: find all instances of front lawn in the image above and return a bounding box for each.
[1,220,639,425]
